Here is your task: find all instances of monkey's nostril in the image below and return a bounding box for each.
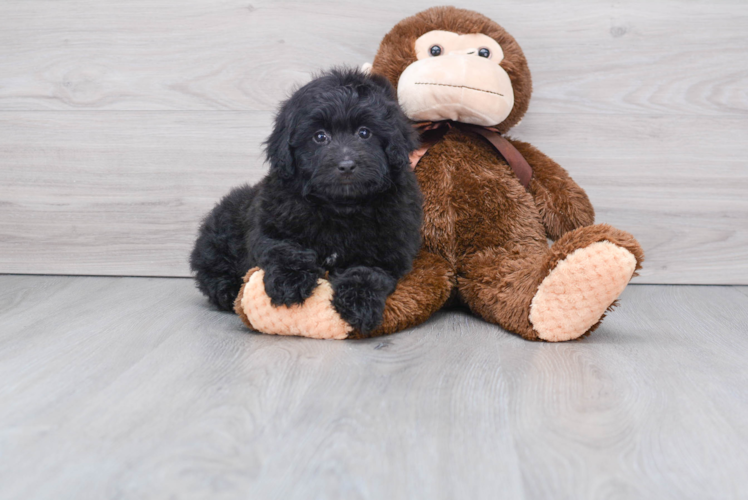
[337,160,356,173]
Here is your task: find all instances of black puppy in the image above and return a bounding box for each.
[190,68,422,334]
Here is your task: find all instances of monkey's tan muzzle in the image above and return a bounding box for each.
[397,55,514,127]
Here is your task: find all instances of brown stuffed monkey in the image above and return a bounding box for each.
[235,6,644,342]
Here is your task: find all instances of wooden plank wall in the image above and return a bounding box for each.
[1,0,746,283]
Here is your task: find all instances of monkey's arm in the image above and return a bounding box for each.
[508,138,595,240]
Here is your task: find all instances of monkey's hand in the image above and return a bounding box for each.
[235,268,353,339]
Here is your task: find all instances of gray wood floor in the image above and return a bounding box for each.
[1,275,747,499]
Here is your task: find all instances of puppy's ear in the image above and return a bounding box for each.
[366,73,419,173]
[385,116,419,174]
[383,104,419,173]
[264,106,295,179]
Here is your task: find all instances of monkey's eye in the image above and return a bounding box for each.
[357,127,371,139]
[478,48,491,58]
[429,45,442,57]
[313,130,329,144]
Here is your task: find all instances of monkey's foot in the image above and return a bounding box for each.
[234,268,352,340]
[529,241,637,342]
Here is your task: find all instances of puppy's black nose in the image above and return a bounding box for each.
[337,160,356,174]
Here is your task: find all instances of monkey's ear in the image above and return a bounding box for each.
[264,107,295,179]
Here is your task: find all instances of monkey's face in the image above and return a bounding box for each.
[397,30,515,127]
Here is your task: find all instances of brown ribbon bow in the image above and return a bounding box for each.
[408,121,533,189]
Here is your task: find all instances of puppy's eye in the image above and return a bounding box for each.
[478,48,490,58]
[313,130,328,144]
[357,127,371,140]
[429,45,442,57]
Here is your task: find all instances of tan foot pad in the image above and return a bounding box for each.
[240,270,352,340]
[530,241,637,342]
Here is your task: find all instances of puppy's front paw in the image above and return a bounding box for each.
[263,263,321,307]
[331,267,395,335]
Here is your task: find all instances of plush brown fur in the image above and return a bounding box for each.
[363,7,644,340]
[362,250,455,338]
[513,139,596,240]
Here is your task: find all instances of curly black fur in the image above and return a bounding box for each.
[190,68,422,334]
